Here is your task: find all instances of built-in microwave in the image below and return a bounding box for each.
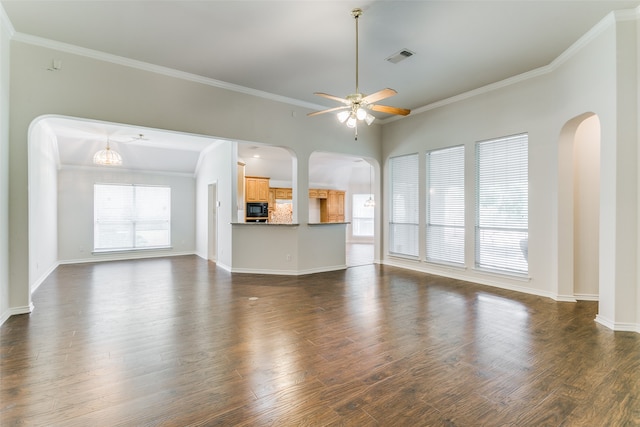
[246,202,268,219]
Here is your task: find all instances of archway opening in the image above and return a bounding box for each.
[557,113,600,300]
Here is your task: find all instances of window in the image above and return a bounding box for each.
[389,154,419,257]
[352,194,374,237]
[426,146,465,264]
[94,184,171,251]
[476,134,528,274]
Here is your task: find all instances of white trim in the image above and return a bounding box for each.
[0,3,15,38]
[57,250,195,265]
[215,261,232,272]
[553,294,578,303]
[595,315,640,333]
[30,262,59,295]
[7,6,639,124]
[574,293,599,301]
[230,265,347,276]
[382,8,637,124]
[0,303,34,326]
[11,32,327,112]
[383,258,554,300]
[0,309,10,326]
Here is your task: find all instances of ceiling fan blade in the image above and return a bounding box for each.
[307,105,349,117]
[314,92,350,105]
[369,104,411,116]
[362,88,397,104]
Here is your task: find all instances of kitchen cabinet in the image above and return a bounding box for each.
[237,161,245,210]
[309,189,328,199]
[320,190,345,223]
[245,176,269,202]
[273,187,292,200]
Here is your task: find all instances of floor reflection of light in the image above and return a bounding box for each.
[474,293,532,374]
[242,301,304,416]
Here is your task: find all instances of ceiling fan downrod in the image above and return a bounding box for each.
[352,8,362,95]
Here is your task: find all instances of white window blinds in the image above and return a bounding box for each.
[352,194,374,237]
[426,146,465,264]
[389,154,419,257]
[476,134,528,274]
[94,184,171,251]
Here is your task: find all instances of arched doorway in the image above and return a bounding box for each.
[557,113,601,300]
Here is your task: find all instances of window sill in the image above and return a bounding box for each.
[473,266,531,282]
[92,246,172,255]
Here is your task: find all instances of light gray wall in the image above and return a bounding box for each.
[573,115,600,298]
[195,141,234,268]
[0,11,10,323]
[2,9,638,333]
[381,15,639,330]
[6,40,382,315]
[57,168,196,262]
[28,120,58,292]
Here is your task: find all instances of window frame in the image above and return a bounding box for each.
[426,145,465,266]
[388,153,420,259]
[475,133,529,276]
[93,183,172,252]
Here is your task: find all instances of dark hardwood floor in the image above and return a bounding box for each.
[2,255,639,426]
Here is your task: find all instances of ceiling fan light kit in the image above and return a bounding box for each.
[308,7,411,140]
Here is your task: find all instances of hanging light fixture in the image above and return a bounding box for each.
[93,139,122,166]
[307,8,410,140]
[364,162,375,207]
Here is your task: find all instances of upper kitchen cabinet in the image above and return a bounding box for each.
[245,176,270,202]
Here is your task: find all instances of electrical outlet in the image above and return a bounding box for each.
[286,254,291,261]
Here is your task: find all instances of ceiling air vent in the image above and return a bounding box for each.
[385,49,415,64]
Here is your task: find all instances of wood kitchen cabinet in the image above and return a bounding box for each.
[320,190,345,222]
[273,187,292,200]
[309,189,328,199]
[245,176,269,202]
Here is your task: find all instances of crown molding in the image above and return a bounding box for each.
[0,4,15,38]
[382,7,638,124]
[8,4,640,126]
[11,32,327,112]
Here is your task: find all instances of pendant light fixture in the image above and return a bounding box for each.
[364,162,375,207]
[93,139,122,166]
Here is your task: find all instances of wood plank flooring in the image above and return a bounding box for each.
[2,255,640,426]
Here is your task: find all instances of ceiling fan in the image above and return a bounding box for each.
[307,8,410,140]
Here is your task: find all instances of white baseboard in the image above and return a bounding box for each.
[0,308,10,326]
[574,293,599,301]
[31,262,60,294]
[58,251,196,265]
[553,294,578,302]
[383,258,554,300]
[595,314,640,333]
[230,264,347,276]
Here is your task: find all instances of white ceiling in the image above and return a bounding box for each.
[4,0,639,176]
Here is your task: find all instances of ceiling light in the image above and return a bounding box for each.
[93,139,122,166]
[365,162,375,207]
[365,113,375,126]
[307,8,410,140]
[337,111,350,123]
